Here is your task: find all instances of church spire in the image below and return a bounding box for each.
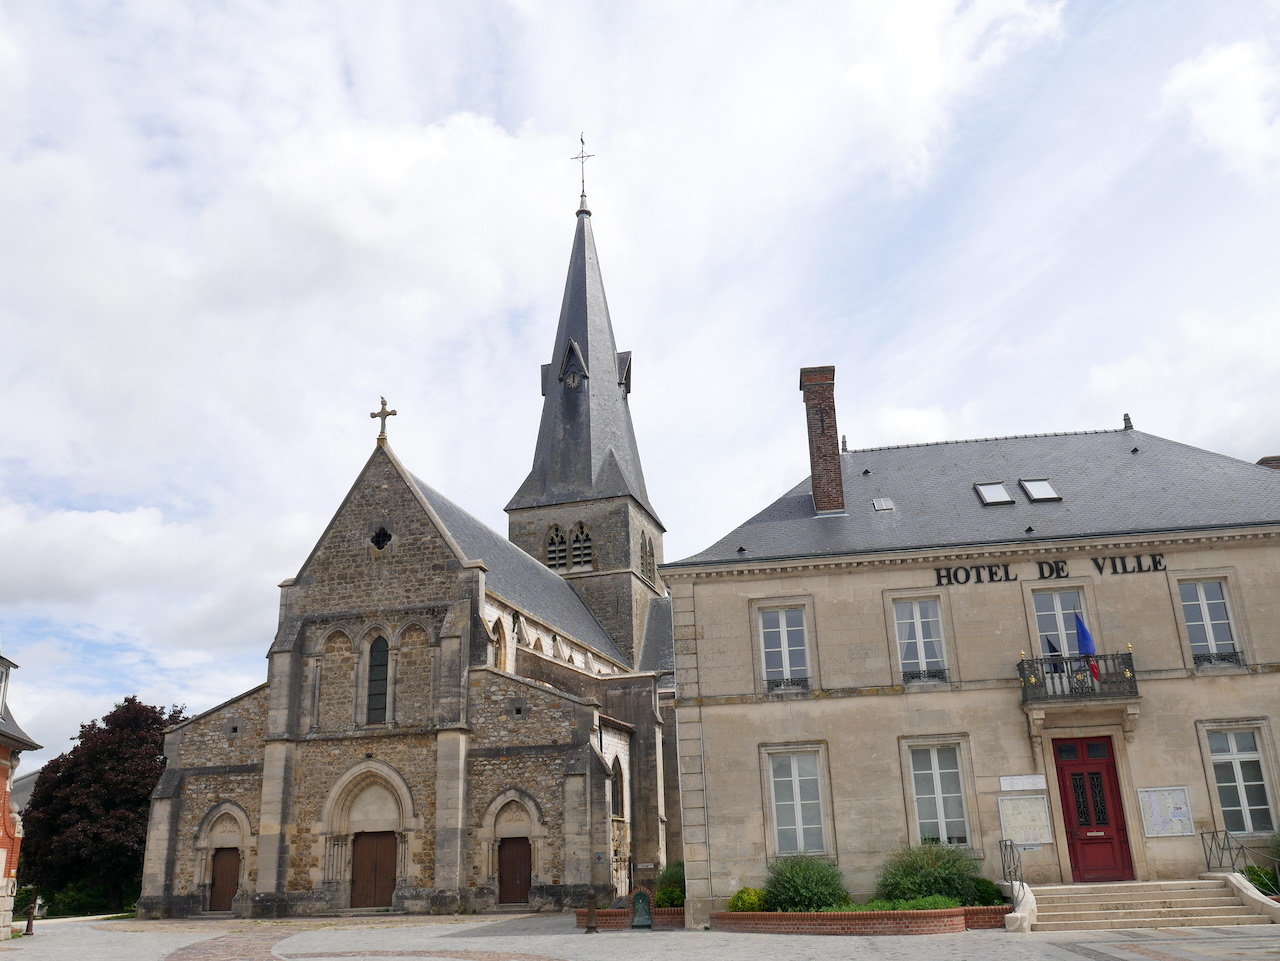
[506,196,658,523]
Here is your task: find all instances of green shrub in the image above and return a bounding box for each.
[764,854,849,912]
[654,886,685,908]
[821,895,961,912]
[655,860,685,894]
[876,844,1003,906]
[727,887,769,912]
[1244,864,1279,896]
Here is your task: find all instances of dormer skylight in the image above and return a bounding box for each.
[872,498,895,512]
[1020,479,1061,502]
[975,482,1014,506]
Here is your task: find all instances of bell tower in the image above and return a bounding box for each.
[506,192,664,666]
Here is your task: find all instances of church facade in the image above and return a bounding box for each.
[665,366,1280,927]
[0,657,39,930]
[138,194,675,918]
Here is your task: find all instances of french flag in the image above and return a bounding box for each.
[1075,613,1101,681]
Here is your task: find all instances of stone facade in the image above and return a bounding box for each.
[665,368,1280,929]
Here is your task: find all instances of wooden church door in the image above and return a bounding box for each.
[351,831,397,907]
[208,847,240,911]
[498,837,532,903]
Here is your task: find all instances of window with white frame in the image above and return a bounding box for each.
[769,751,825,854]
[1209,729,1274,833]
[1179,580,1240,666]
[894,598,947,682]
[759,606,810,690]
[1033,589,1083,657]
[910,745,970,845]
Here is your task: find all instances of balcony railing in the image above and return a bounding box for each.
[1193,649,1243,667]
[902,668,950,684]
[765,676,811,693]
[1018,652,1137,704]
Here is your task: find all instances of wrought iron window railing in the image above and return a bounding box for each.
[765,676,811,693]
[902,669,950,684]
[1202,830,1280,897]
[1193,650,1243,667]
[1017,652,1137,703]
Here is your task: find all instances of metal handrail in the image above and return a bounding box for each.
[999,839,1025,910]
[1202,830,1279,896]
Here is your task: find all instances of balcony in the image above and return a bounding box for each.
[1017,652,1137,704]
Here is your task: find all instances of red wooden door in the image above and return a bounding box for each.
[498,837,532,903]
[1053,737,1134,882]
[351,831,397,908]
[209,847,240,911]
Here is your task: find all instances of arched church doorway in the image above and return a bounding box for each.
[351,831,397,908]
[346,780,401,908]
[202,808,247,912]
[208,848,240,911]
[495,800,533,903]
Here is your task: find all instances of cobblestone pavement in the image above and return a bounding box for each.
[5,914,1280,961]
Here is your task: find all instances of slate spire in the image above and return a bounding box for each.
[507,195,659,522]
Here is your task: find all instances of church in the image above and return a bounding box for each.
[138,192,676,917]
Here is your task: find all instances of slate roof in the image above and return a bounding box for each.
[638,596,674,691]
[669,429,1280,567]
[413,474,628,666]
[0,701,40,752]
[507,196,659,523]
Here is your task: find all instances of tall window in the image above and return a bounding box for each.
[894,599,947,681]
[641,534,656,581]
[760,607,809,690]
[1209,730,1274,833]
[770,752,824,854]
[546,526,568,569]
[1033,589,1083,657]
[1180,581,1239,665]
[910,746,969,844]
[570,522,593,569]
[367,637,389,724]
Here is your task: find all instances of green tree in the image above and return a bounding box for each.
[19,696,185,912]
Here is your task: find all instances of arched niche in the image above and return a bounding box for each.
[476,788,548,883]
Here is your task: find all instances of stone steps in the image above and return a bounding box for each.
[1030,879,1273,931]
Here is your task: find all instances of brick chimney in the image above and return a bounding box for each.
[1257,456,1280,470]
[799,366,845,515]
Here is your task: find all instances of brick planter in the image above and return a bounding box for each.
[573,907,685,930]
[963,905,1009,929]
[712,908,966,935]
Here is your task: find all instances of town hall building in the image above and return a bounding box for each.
[138,192,675,918]
[665,366,1280,928]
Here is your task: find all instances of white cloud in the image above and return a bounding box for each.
[1163,39,1280,184]
[4,1,1280,776]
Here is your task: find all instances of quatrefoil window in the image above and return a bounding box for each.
[371,527,391,550]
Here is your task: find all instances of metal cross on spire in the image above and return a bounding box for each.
[370,396,397,439]
[571,133,594,195]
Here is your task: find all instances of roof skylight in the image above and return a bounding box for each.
[1020,479,1061,502]
[975,482,1014,506]
[872,497,895,512]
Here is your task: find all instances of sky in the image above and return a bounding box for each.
[2,0,1280,772]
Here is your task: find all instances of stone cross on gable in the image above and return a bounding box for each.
[370,397,397,439]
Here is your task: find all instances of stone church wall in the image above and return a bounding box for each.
[285,733,439,894]
[288,450,467,618]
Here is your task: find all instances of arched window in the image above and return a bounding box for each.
[611,758,625,818]
[641,534,655,581]
[546,526,568,570]
[570,522,592,570]
[367,637,389,724]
